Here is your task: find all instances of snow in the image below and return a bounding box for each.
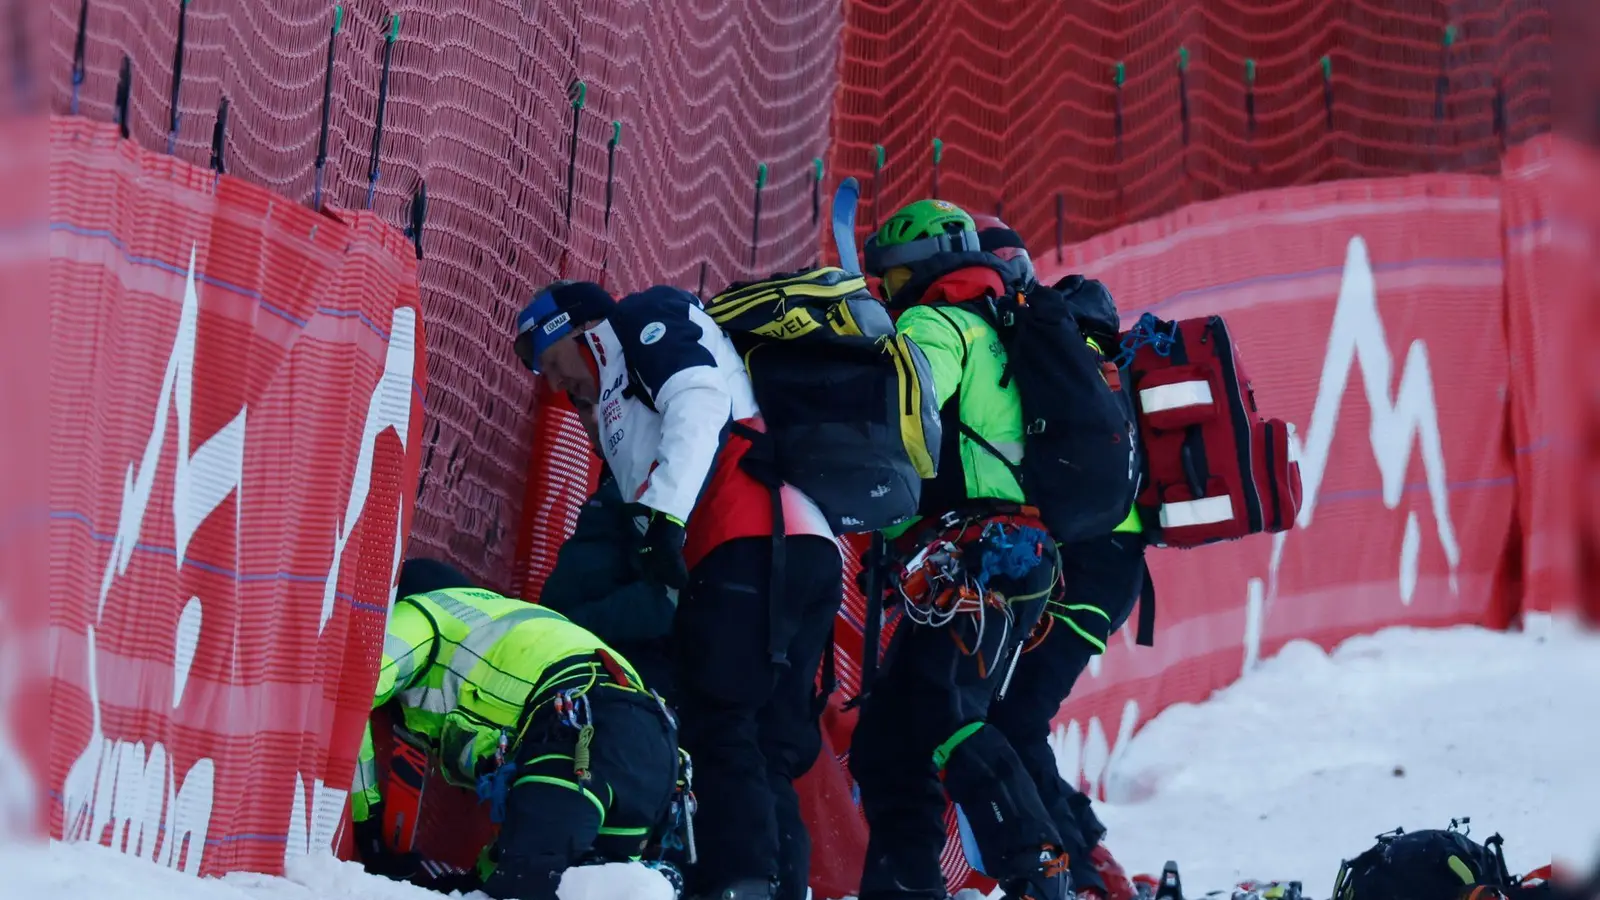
[3,621,1594,900]
[0,839,674,900]
[1095,620,1599,899]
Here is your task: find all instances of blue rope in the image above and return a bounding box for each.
[475,761,519,824]
[974,523,1052,593]
[1114,312,1178,369]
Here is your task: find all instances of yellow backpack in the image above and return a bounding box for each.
[705,267,941,534]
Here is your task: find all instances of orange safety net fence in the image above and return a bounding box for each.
[49,0,842,592]
[827,0,1552,258]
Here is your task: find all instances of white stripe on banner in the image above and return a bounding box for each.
[1160,495,1235,529]
[1139,380,1214,414]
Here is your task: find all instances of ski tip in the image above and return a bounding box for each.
[839,176,860,192]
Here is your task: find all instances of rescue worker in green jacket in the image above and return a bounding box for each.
[968,216,1150,900]
[351,558,682,900]
[849,200,1144,900]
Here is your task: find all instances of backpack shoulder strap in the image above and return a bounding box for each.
[921,303,971,368]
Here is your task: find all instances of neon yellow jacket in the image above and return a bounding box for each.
[352,587,643,823]
[893,302,1144,537]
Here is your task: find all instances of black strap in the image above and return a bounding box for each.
[813,626,836,718]
[1135,559,1155,647]
[844,536,886,711]
[729,421,788,666]
[958,421,1025,485]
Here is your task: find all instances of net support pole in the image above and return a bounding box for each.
[870,143,885,231]
[166,0,190,155]
[313,5,344,211]
[750,162,767,270]
[70,0,88,116]
[366,13,400,211]
[1432,26,1456,170]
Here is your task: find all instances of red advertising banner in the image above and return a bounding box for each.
[804,168,1532,897]
[46,117,427,875]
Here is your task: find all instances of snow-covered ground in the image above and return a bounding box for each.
[1097,618,1598,899]
[4,620,1594,900]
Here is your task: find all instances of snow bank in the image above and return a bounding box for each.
[1096,621,1599,898]
[0,837,674,900]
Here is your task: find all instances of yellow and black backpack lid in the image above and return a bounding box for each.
[707,267,878,341]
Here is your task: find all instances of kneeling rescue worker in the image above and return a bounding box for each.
[352,558,682,900]
[516,280,843,900]
[849,199,1075,900]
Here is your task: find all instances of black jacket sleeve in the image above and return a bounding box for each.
[539,476,677,645]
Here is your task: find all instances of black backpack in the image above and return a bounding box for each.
[959,276,1141,544]
[1335,823,1519,900]
[704,267,942,534]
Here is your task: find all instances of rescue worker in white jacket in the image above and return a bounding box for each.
[516,280,844,900]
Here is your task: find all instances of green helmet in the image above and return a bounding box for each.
[865,199,982,275]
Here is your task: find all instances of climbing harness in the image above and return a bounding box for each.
[474,680,599,825]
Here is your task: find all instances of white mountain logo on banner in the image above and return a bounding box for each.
[1245,234,1462,669]
[60,246,237,874]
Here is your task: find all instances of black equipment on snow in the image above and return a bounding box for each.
[1334,819,1523,900]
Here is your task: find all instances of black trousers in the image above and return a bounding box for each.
[479,684,679,900]
[987,531,1145,893]
[674,535,844,900]
[850,560,1060,900]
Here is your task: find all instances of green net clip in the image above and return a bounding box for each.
[1443,25,1457,48]
[387,12,400,40]
[874,144,885,171]
[755,162,767,190]
[1245,58,1256,84]
[1178,47,1188,72]
[570,80,586,110]
[1321,55,1332,79]
[931,137,943,165]
[1114,61,1125,86]
[332,4,344,34]
[813,157,824,180]
[610,120,622,146]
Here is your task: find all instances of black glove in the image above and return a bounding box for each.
[352,804,424,881]
[626,503,689,590]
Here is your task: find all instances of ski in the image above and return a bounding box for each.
[832,176,862,275]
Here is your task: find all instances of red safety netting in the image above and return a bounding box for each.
[1499,135,1586,618]
[47,115,425,874]
[50,0,843,593]
[826,0,1552,260]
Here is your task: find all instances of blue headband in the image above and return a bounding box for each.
[515,290,574,372]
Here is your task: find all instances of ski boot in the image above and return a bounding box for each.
[999,846,1075,900]
[1132,861,1183,900]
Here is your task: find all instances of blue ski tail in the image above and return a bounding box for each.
[833,176,862,275]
